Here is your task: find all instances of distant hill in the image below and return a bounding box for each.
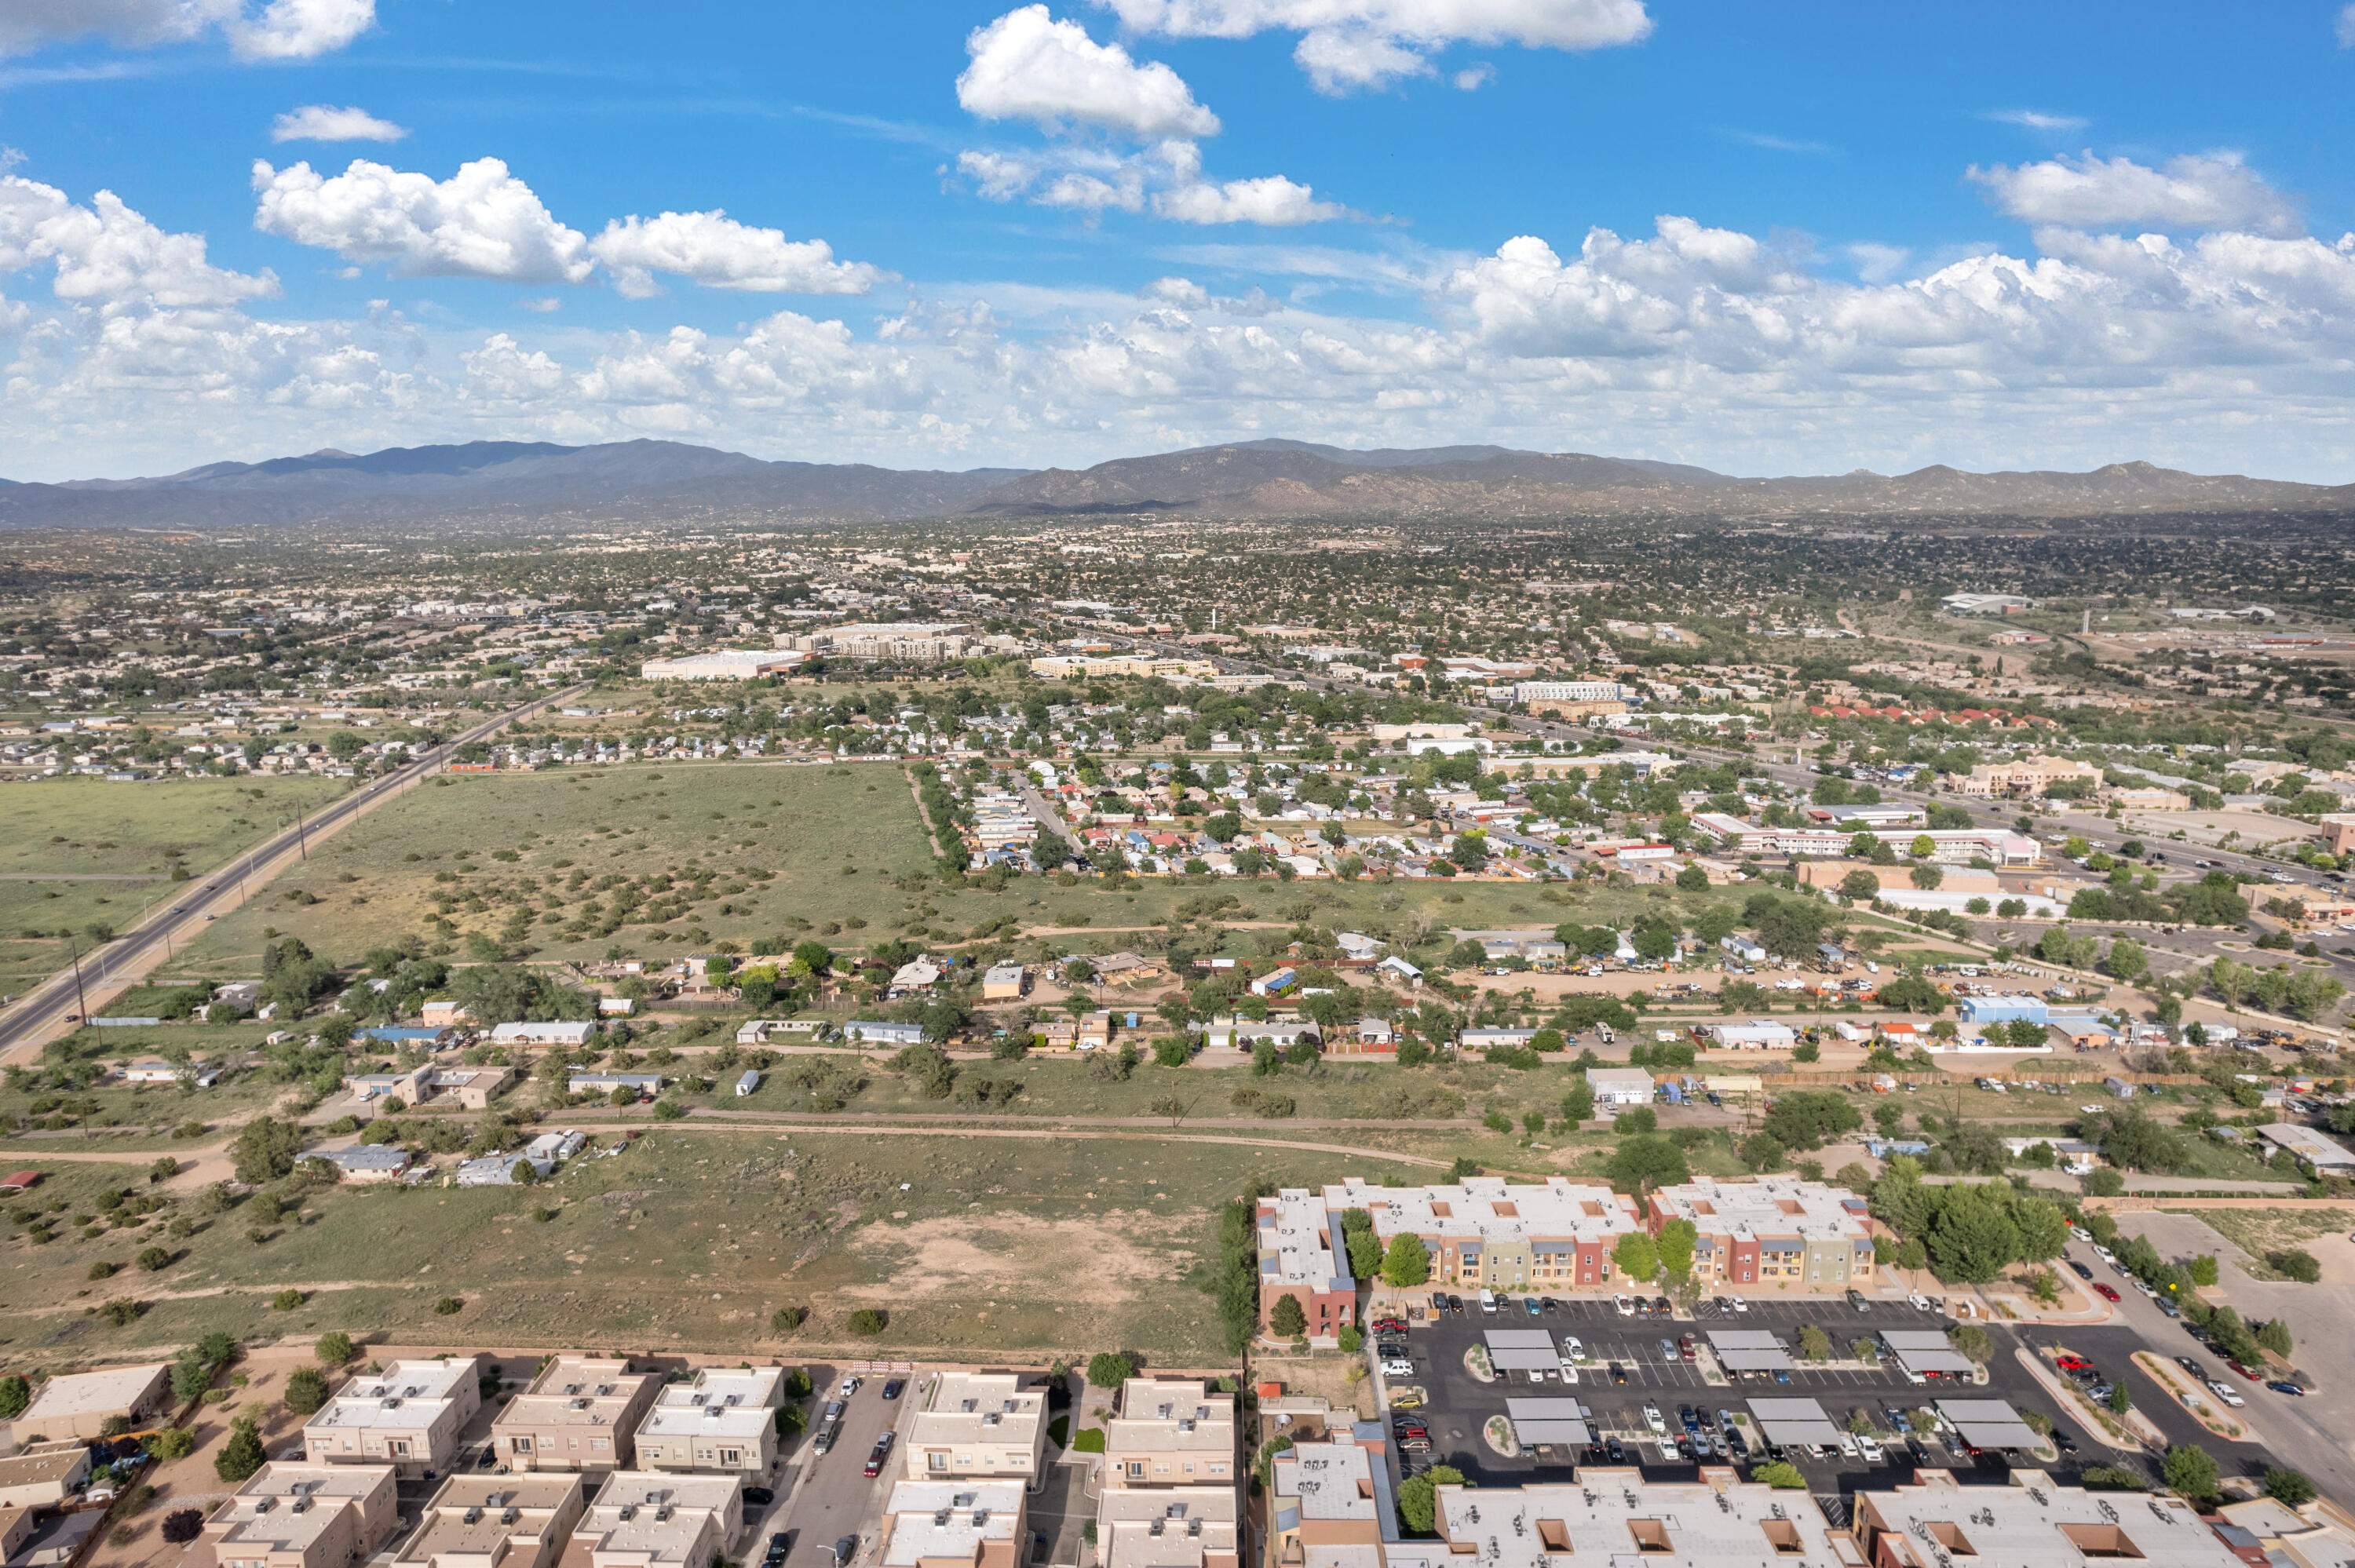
[1,437,2344,529]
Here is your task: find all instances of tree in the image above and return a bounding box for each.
[2163,1443,2220,1500]
[136,1245,173,1272]
[316,1330,356,1365]
[1909,862,1944,891]
[1763,1091,1863,1150]
[1559,1081,1595,1125]
[1616,1106,1658,1135]
[1838,869,1880,903]
[1796,1325,1831,1362]
[2190,1253,2219,1288]
[2269,1248,2322,1282]
[1612,1231,1659,1284]
[1752,1460,1806,1490]
[1381,1233,1431,1287]
[1086,1351,1135,1387]
[1947,1322,1992,1362]
[170,1358,214,1405]
[2107,1381,2131,1413]
[2255,1318,2294,1358]
[1739,1132,1787,1172]
[1656,1218,1697,1278]
[846,1308,889,1335]
[232,1116,304,1183]
[1269,1293,1308,1339]
[0,1377,26,1421]
[214,1417,267,1483]
[2265,1468,2318,1507]
[283,1367,330,1416]
[1606,1136,1691,1194]
[771,1305,806,1334]
[1394,1465,1465,1534]
[1675,864,1710,892]
[146,1428,196,1461]
[160,1511,204,1546]
[1342,1213,1384,1279]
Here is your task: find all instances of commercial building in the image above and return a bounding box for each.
[1701,1019,1797,1051]
[1415,1470,1846,1568]
[555,1472,743,1568]
[493,1358,663,1474]
[1689,814,2043,865]
[1584,1067,1656,1108]
[14,1362,173,1441]
[199,1462,400,1568]
[1852,1468,2241,1567]
[1957,995,2049,1026]
[632,1366,787,1475]
[1642,1177,1877,1291]
[1947,756,2102,798]
[639,651,809,681]
[875,1479,1028,1568]
[902,1373,1049,1482]
[1252,1191,1356,1343]
[0,1446,90,1509]
[394,1475,587,1568]
[1324,1175,1641,1293]
[781,622,980,662]
[303,1357,484,1477]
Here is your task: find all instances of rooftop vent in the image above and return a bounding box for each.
[934,1511,952,1528]
[564,1385,585,1396]
[501,1508,520,1526]
[572,1399,592,1410]
[618,1506,637,1522]
[960,1400,978,1413]
[1148,1521,1164,1537]
[596,1385,615,1397]
[973,1511,989,1527]
[252,1497,275,1515]
[1188,1522,1201,1538]
[655,1507,674,1523]
[464,1508,484,1526]
[983,1413,1001,1427]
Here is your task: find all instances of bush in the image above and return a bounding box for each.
[316,1331,356,1364]
[1068,1426,1106,1453]
[283,1367,330,1416]
[846,1308,888,1336]
[273,1288,305,1311]
[1086,1351,1136,1387]
[770,1305,805,1335]
[89,1260,116,1281]
[160,1512,204,1546]
[2268,1249,2322,1283]
[136,1246,173,1272]
[214,1417,267,1483]
[0,1377,27,1420]
[146,1428,196,1462]
[1337,1325,1363,1353]
[434,1296,464,1315]
[2265,1467,2317,1506]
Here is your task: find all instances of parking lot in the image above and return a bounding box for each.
[1374,1295,2107,1497]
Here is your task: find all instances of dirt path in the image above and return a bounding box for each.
[904,765,950,861]
[564,1116,1455,1165]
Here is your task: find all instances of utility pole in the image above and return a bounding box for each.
[64,934,89,1023]
[294,808,309,860]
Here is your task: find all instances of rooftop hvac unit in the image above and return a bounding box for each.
[464,1508,484,1525]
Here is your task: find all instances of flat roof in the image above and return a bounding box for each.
[0,1449,87,1488]
[881,1479,1025,1568]
[1747,1398,1844,1446]
[1503,1398,1591,1446]
[1706,1330,1791,1370]
[1934,1400,2043,1449]
[20,1364,168,1422]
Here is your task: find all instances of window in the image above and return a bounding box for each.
[592,1439,609,1451]
[392,1441,411,1457]
[720,1449,743,1467]
[929,1453,949,1472]
[513,1438,534,1453]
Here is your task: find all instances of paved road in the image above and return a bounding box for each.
[0,680,590,1063]
[777,1369,912,1568]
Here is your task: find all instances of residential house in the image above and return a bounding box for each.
[1330,1019,1393,1056]
[1202,1018,1320,1052]
[902,1373,1048,1482]
[0,1446,89,1509]
[570,1073,664,1099]
[1097,1380,1238,1568]
[2255,1123,2355,1176]
[420,1000,472,1029]
[842,1020,926,1047]
[493,1358,662,1474]
[319,1145,414,1183]
[491,1022,598,1048]
[15,1362,172,1440]
[553,1472,743,1568]
[632,1367,786,1475]
[982,964,1027,1001]
[876,1480,1027,1568]
[394,1475,587,1568]
[1701,1020,1796,1051]
[197,1463,400,1568]
[302,1357,484,1477]
[1266,1436,1382,1568]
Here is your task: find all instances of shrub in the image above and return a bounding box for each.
[2268,1249,2322,1283]
[0,1377,27,1420]
[770,1306,805,1335]
[1752,1460,1807,1490]
[273,1289,305,1311]
[145,1428,196,1461]
[846,1308,888,1336]
[136,1246,173,1272]
[283,1368,330,1416]
[1087,1351,1137,1387]
[316,1331,356,1364]
[214,1417,266,1483]
[161,1512,204,1546]
[434,1296,464,1315]
[89,1260,116,1281]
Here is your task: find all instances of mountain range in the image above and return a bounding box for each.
[1,436,2347,530]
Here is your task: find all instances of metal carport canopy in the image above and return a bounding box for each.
[1484,1329,1561,1371]
[1706,1329,1791,1370]
[1882,1329,1977,1378]
[1936,1399,2043,1449]
[1747,1398,1844,1446]
[1506,1398,1591,1446]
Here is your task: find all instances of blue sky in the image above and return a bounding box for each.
[5,0,2355,481]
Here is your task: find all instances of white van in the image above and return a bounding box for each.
[1479,1290,1497,1314]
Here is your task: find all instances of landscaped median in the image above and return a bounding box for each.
[2130,1351,2252,1443]
[2013,1347,2163,1453]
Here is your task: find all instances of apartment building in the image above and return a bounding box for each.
[1414,1470,1845,1568]
[1266,1435,1382,1568]
[493,1358,663,1474]
[1689,814,2043,866]
[1853,1468,2241,1567]
[394,1475,587,1568]
[1101,1380,1237,1527]
[1946,756,2102,798]
[554,1472,743,1568]
[632,1367,786,1475]
[1329,1176,1641,1293]
[902,1373,1048,1482]
[1253,1191,1355,1343]
[781,623,980,662]
[876,1480,1028,1568]
[1643,1178,1876,1291]
[1097,1488,1239,1568]
[199,1463,400,1568]
[303,1357,484,1477]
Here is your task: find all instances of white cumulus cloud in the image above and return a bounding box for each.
[1987,108,2087,132]
[2338,3,2355,47]
[0,0,374,59]
[271,104,408,143]
[1156,173,1343,224]
[251,157,595,283]
[958,5,1219,138]
[590,210,889,297]
[1094,0,1651,90]
[1968,151,2298,236]
[0,173,279,307]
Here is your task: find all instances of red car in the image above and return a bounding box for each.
[2091,1283,2121,1302]
[2231,1362,2266,1382]
[2055,1354,2094,1372]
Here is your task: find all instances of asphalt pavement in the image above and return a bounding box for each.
[774,1369,915,1568]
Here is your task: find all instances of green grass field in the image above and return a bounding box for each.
[2,777,349,877]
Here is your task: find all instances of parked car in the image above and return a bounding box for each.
[1846,1288,1870,1313]
[2093,1283,2121,1302]
[2269,1381,2309,1397]
[765,1533,794,1566]
[2206,1380,2245,1408]
[1908,1293,1933,1312]
[1652,1296,1673,1315]
[882,1379,904,1401]
[831,1537,858,1568]
[1857,1435,1886,1463]
[1381,1358,1415,1378]
[2068,1261,2094,1280]
[744,1488,776,1508]
[1561,1336,1587,1362]
[1642,1404,1667,1435]
[1678,1336,1696,1361]
[1613,1294,1636,1317]
[840,1377,862,1397]
[2051,1431,2076,1454]
[864,1435,895,1477]
[2056,1354,2095,1372]
[1610,1364,1629,1384]
[1729,1296,1750,1314]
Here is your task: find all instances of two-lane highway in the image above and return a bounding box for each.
[0,680,590,1063]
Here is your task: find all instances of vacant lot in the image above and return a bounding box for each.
[0,1129,1440,1369]
[4,776,348,877]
